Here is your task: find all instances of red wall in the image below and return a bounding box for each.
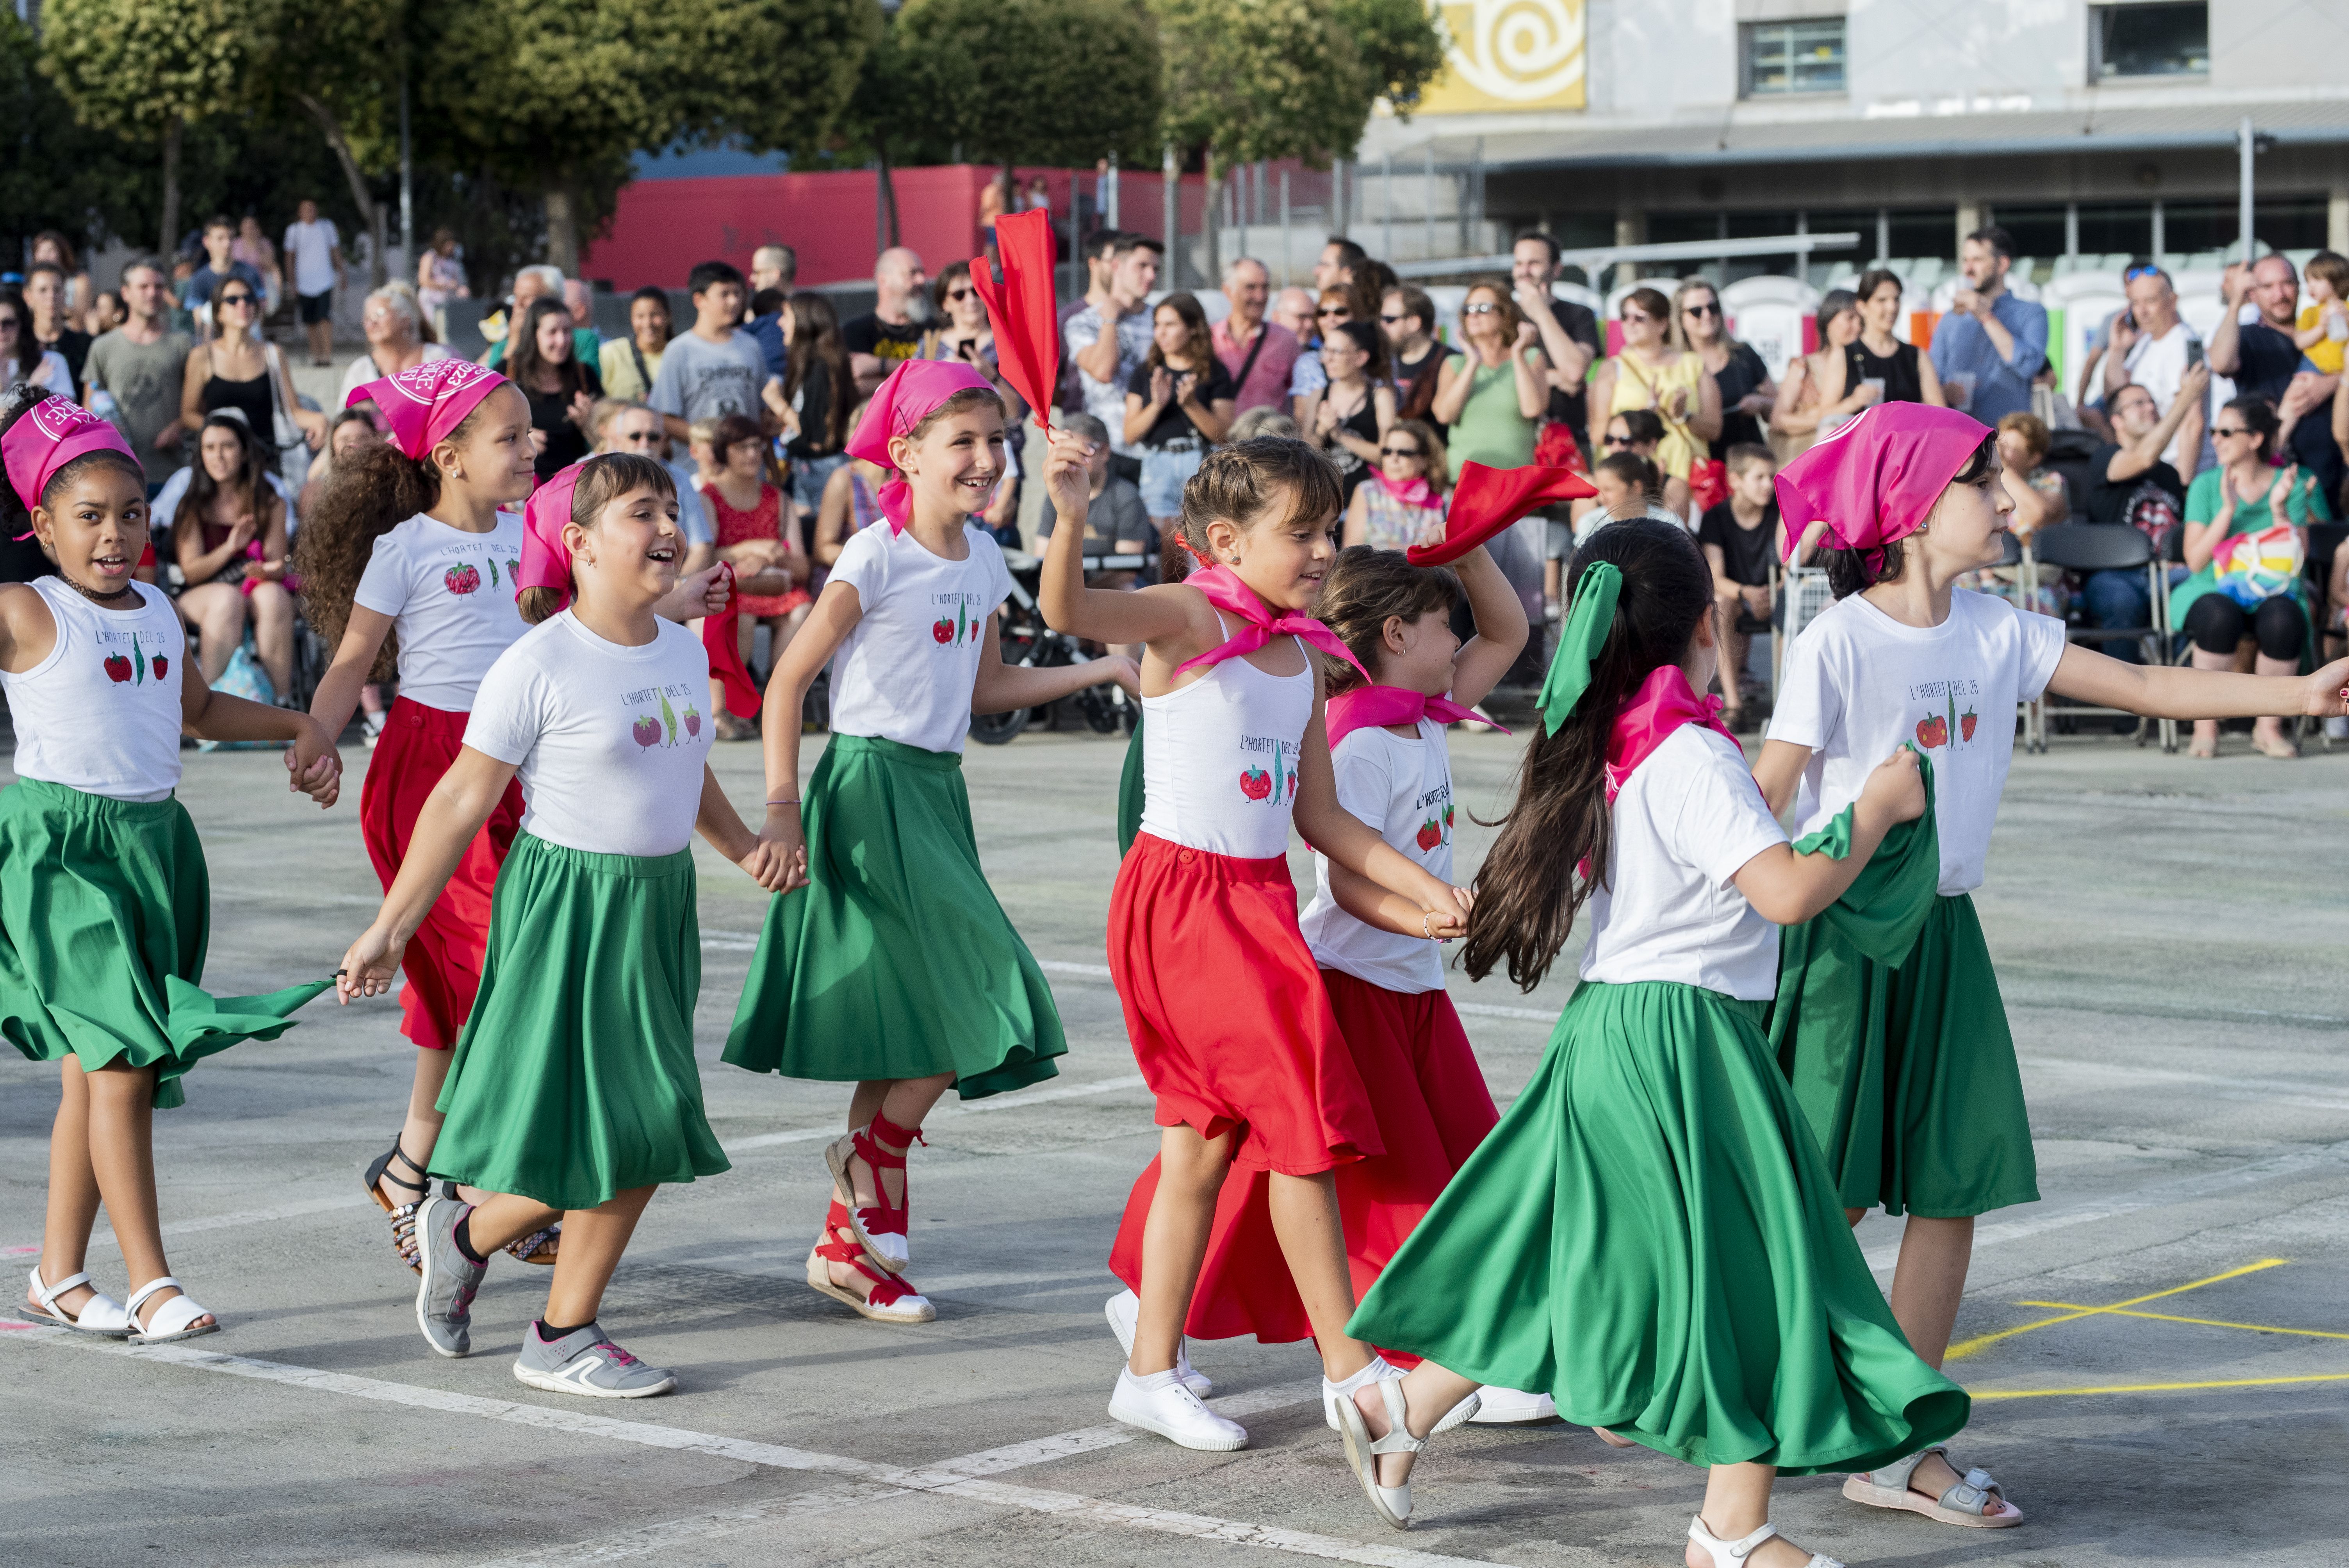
[581,164,1207,291]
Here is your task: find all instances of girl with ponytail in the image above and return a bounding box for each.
[1338,516,1970,1565]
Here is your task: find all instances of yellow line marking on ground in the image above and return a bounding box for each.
[1972,1372,2349,1400]
[1944,1258,2289,1362]
[2011,1302,2349,1342]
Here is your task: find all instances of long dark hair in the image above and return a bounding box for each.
[174,412,271,536]
[1817,430,1998,599]
[1146,291,1214,373]
[1462,517,1714,991]
[506,297,588,399]
[783,291,851,451]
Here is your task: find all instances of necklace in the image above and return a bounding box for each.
[59,571,139,607]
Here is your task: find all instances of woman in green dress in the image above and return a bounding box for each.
[1428,280,1545,472]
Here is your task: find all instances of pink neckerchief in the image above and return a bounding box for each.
[1371,470,1436,511]
[1325,683,1509,749]
[1605,665,1739,804]
[1175,561,1367,680]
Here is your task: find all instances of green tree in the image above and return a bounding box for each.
[39,0,274,254]
[895,0,1160,171]
[255,0,408,285]
[0,10,162,264]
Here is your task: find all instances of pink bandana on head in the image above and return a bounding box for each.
[351,358,509,461]
[1325,684,1509,749]
[1176,562,1367,681]
[845,358,998,533]
[1774,401,1991,572]
[516,459,585,613]
[4,395,137,513]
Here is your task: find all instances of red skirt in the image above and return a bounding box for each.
[1109,968,1497,1348]
[358,697,525,1050]
[1108,833,1381,1176]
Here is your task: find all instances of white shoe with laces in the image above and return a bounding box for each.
[1103,1288,1210,1397]
[1108,1365,1248,1451]
[1465,1385,1558,1424]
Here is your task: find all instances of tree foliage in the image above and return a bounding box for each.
[0,10,164,262]
[1151,0,1441,174]
[892,0,1161,170]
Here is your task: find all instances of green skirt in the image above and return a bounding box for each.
[724,734,1064,1099]
[0,779,327,1109]
[432,833,729,1210]
[1116,714,1145,857]
[1348,979,1968,1475]
[1772,893,2039,1219]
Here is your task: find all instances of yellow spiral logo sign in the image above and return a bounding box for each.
[1419,0,1587,112]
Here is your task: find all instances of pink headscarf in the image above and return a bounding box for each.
[350,359,510,461]
[1775,401,1991,572]
[4,395,137,513]
[515,459,585,613]
[845,358,998,533]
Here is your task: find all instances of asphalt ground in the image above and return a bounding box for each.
[4,717,2347,1567]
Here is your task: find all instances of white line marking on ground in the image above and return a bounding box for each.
[2030,1055,2349,1112]
[0,1329,1491,1568]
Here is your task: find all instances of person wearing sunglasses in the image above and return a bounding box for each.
[1670,277,1785,453]
[177,279,327,485]
[1772,290,1871,459]
[1342,418,1449,552]
[917,262,1018,417]
[1588,285,1720,519]
[1430,281,1545,474]
[1929,224,2048,425]
[178,215,265,345]
[0,293,75,402]
[1287,285,1365,433]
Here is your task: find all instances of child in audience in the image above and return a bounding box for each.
[1695,443,1780,727]
[2292,249,2348,376]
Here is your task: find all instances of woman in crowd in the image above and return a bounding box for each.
[1230,408,1301,443]
[1850,269,1943,409]
[338,284,453,409]
[178,278,324,474]
[1589,286,1720,519]
[811,442,886,573]
[1344,418,1447,552]
[233,217,283,315]
[2171,395,2329,759]
[1581,451,1680,543]
[1289,285,1367,426]
[1313,321,1394,505]
[1124,291,1235,533]
[696,412,810,735]
[1672,279,1775,452]
[416,228,471,337]
[172,412,296,699]
[1431,282,1545,474]
[508,298,602,481]
[784,294,855,527]
[597,286,673,404]
[1771,289,1871,460]
[86,292,127,335]
[302,406,386,502]
[29,233,94,335]
[0,294,74,397]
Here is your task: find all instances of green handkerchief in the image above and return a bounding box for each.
[1790,748,1940,968]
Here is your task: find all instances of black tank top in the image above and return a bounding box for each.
[201,369,276,447]
[1845,339,1924,405]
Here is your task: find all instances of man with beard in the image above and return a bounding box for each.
[844,247,930,398]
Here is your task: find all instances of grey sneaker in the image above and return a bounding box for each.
[414,1194,487,1358]
[512,1321,677,1399]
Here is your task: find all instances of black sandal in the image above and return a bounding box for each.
[363,1138,430,1275]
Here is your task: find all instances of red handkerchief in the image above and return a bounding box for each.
[969,210,1060,435]
[1406,461,1595,567]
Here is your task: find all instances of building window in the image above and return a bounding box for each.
[1742,18,1846,98]
[2091,3,2208,80]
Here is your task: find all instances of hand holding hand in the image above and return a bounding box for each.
[2299,654,2349,717]
[1096,654,1142,698]
[1860,745,1926,824]
[1174,372,1199,408]
[758,808,809,895]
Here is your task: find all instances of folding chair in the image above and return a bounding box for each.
[2019,523,2174,754]
[1770,561,1835,706]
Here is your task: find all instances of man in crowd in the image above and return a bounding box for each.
[2077,365,2209,660]
[1271,287,1317,345]
[2208,251,2344,504]
[750,245,797,297]
[745,245,795,385]
[2101,264,2205,482]
[595,398,714,573]
[82,257,192,490]
[649,260,778,441]
[181,216,264,343]
[1065,232,1162,483]
[1211,257,1300,416]
[1384,285,1460,430]
[482,265,598,369]
[23,262,91,401]
[1510,231,1601,458]
[1314,237,1368,297]
[283,198,347,367]
[1928,225,2049,424]
[845,247,929,397]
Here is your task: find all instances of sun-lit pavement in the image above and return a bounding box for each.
[5,718,2346,1566]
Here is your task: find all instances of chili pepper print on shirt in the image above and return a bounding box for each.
[98,626,170,686]
[1238,734,1302,805]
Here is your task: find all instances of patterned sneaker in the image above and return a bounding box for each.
[512,1321,677,1399]
[413,1194,487,1359]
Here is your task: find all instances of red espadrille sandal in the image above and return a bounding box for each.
[821,1114,923,1274]
[805,1201,935,1324]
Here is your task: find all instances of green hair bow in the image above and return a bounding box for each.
[1537,561,1621,736]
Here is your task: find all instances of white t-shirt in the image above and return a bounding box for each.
[1299,718,1452,993]
[351,512,530,712]
[1579,724,1789,1000]
[1768,588,2066,897]
[2121,321,2203,468]
[1063,304,1155,456]
[338,344,456,410]
[283,219,341,296]
[826,521,1013,754]
[463,611,714,858]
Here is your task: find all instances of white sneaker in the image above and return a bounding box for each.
[1322,1357,1479,1433]
[1466,1385,1558,1424]
[1103,1288,1210,1397]
[1108,1366,1248,1451]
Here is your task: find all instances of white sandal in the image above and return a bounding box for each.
[1687,1515,1844,1568]
[124,1276,219,1345]
[1333,1374,1425,1531]
[24,1266,130,1337]
[1843,1445,2023,1527]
